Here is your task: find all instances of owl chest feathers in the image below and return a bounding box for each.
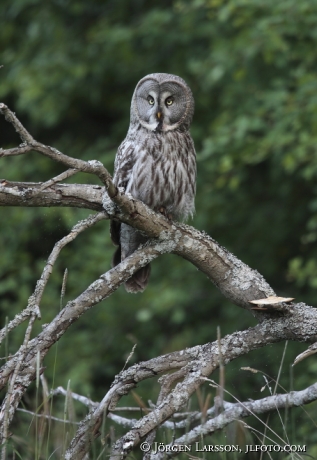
[111,73,196,292]
[122,127,196,221]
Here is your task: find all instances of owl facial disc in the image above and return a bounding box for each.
[132,73,194,133]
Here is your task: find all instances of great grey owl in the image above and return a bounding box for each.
[111,73,196,293]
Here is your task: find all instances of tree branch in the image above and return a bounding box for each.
[2,103,317,459]
[64,302,317,459]
[0,104,275,310]
[1,178,275,310]
[0,180,104,210]
[0,103,117,196]
[150,381,317,459]
[0,238,172,441]
[0,211,108,346]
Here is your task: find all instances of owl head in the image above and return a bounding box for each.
[130,73,194,133]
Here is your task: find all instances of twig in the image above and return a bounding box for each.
[39,168,79,190]
[0,144,33,157]
[0,181,105,211]
[0,104,35,144]
[0,212,107,346]
[17,408,80,425]
[0,304,41,346]
[51,387,98,409]
[214,326,224,415]
[26,211,107,312]
[0,103,116,196]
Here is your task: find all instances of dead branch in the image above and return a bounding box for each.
[0,180,104,210]
[0,103,116,197]
[0,104,276,311]
[0,212,107,346]
[0,238,172,444]
[1,177,275,310]
[1,98,275,312]
[65,302,317,459]
[2,103,317,459]
[149,381,317,459]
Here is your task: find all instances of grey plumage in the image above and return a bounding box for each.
[111,73,196,293]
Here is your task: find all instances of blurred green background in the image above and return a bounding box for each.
[1,0,317,457]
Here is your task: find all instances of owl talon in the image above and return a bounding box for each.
[156,206,171,220]
[158,206,167,216]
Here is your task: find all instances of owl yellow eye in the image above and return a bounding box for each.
[165,96,174,106]
[147,96,155,105]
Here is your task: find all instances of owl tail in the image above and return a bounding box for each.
[124,263,151,293]
[110,221,151,293]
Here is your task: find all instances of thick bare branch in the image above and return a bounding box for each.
[0,180,104,210]
[1,178,275,310]
[0,313,38,450]
[0,239,172,440]
[66,302,317,459]
[150,381,317,459]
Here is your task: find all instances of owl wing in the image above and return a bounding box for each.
[110,139,135,247]
[113,139,135,189]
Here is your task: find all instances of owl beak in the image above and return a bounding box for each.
[156,111,162,120]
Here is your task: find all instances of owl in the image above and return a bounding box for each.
[110,73,196,293]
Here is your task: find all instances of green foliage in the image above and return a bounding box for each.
[1,0,317,456]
